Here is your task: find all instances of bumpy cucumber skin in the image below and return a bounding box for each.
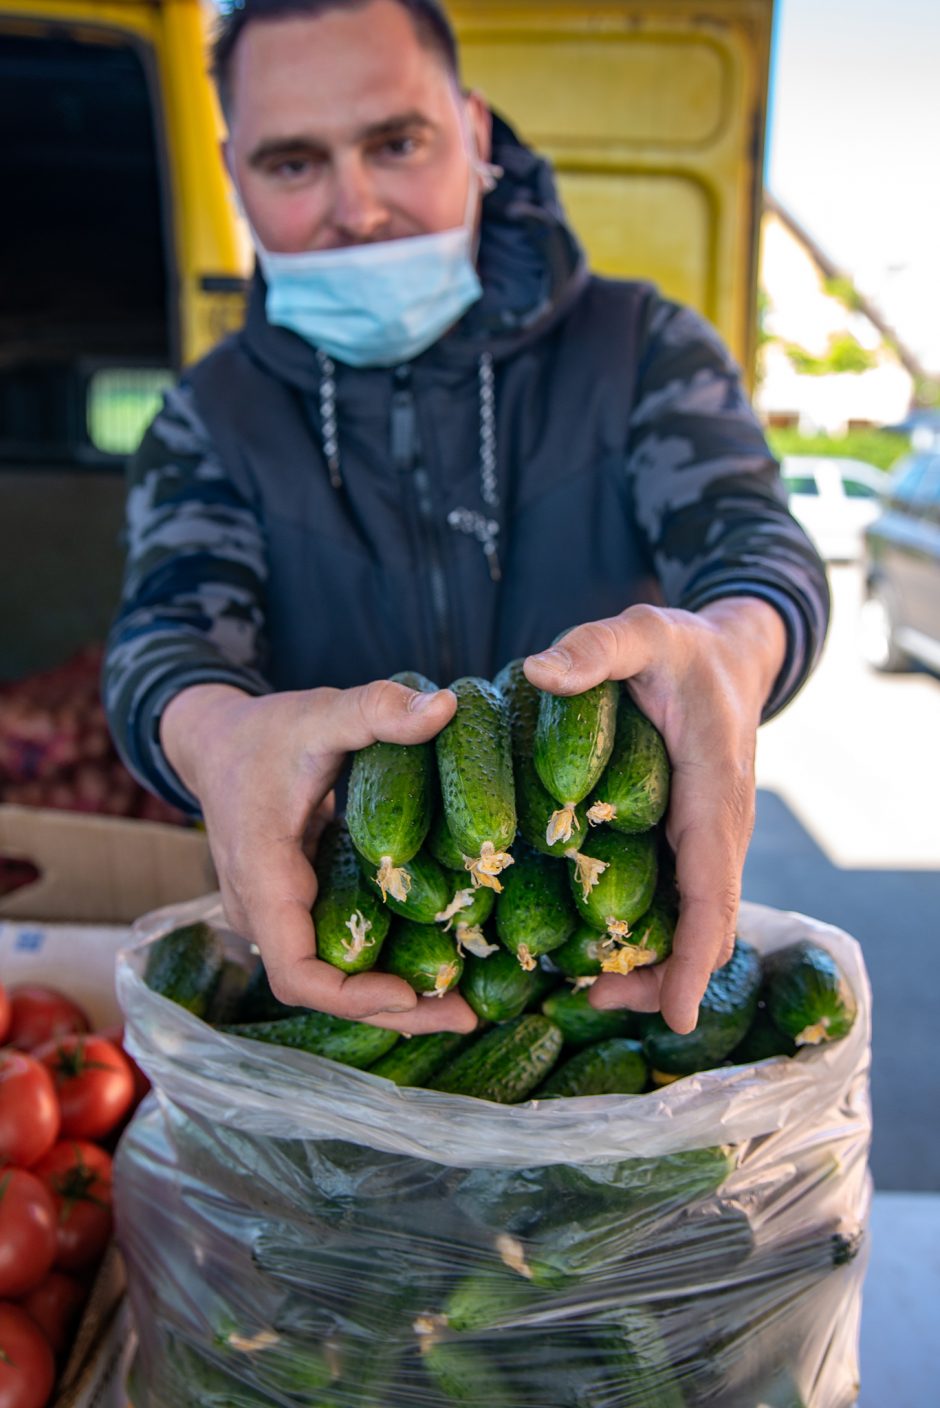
[442,1269,542,1332]
[347,738,433,867]
[568,830,658,931]
[765,940,858,1044]
[443,877,496,927]
[421,1341,518,1405]
[313,820,391,973]
[435,677,516,857]
[541,986,639,1048]
[427,808,468,870]
[587,694,670,833]
[496,658,588,857]
[381,919,464,995]
[369,1031,470,1086]
[143,922,224,1017]
[462,946,542,1022]
[431,1014,564,1103]
[494,844,577,963]
[219,1011,399,1067]
[536,1038,648,1098]
[533,680,619,805]
[604,894,676,972]
[640,938,762,1074]
[730,1002,798,1063]
[364,845,453,924]
[390,670,438,694]
[551,925,615,979]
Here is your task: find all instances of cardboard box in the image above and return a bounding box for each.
[0,805,215,923]
[0,919,142,1407]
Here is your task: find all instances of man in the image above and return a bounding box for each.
[104,0,828,1039]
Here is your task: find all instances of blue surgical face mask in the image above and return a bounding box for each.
[251,137,498,368]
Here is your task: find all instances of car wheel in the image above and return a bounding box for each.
[860,586,909,672]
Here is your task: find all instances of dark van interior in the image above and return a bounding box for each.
[0,24,172,678]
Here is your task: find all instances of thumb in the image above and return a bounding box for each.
[312,679,457,755]
[524,617,651,696]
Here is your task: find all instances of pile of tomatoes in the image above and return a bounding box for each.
[0,981,149,1408]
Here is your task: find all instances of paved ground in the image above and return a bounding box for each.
[744,564,940,1190]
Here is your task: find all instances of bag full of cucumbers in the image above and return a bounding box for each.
[112,672,872,1408]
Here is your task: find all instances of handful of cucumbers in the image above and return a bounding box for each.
[143,660,858,1103]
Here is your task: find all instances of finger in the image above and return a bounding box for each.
[310,679,457,755]
[523,608,664,696]
[590,967,667,1013]
[360,990,479,1036]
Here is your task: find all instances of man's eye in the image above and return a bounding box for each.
[383,135,419,157]
[272,156,317,178]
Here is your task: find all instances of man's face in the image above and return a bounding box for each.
[223,0,491,253]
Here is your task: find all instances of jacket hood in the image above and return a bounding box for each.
[240,113,589,390]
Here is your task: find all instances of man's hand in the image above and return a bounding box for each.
[160,680,478,1035]
[524,598,786,1035]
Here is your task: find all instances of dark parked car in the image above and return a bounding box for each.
[860,451,940,673]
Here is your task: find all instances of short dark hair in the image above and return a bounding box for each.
[211,0,460,117]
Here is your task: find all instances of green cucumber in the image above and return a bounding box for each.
[204,958,251,1025]
[392,670,438,694]
[596,892,676,976]
[364,844,454,925]
[533,679,618,844]
[585,1306,686,1408]
[431,1014,563,1103]
[427,808,468,871]
[312,819,391,973]
[435,677,516,889]
[586,693,670,833]
[381,919,464,997]
[764,941,858,1046]
[420,1340,518,1406]
[730,1001,798,1064]
[535,1037,648,1098]
[236,960,306,1024]
[441,1268,543,1332]
[639,938,762,1074]
[462,945,543,1022]
[567,829,658,939]
[494,658,590,860]
[369,1031,471,1086]
[346,669,434,900]
[551,924,615,980]
[494,844,577,969]
[541,985,639,1048]
[143,921,224,1017]
[218,1011,399,1068]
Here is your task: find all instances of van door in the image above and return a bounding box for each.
[449,0,774,377]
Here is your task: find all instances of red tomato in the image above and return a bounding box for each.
[0,987,9,1047]
[0,1170,56,1299]
[33,1036,133,1142]
[95,1024,150,1111]
[32,1142,113,1274]
[0,1054,59,1169]
[0,1302,56,1408]
[6,988,89,1052]
[20,1270,87,1358]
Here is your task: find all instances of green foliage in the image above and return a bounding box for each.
[823,275,864,313]
[765,426,908,473]
[783,334,877,377]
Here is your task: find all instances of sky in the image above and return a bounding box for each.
[767,0,940,372]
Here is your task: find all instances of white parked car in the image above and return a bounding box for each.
[780,456,886,562]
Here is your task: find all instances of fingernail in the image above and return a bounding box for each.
[529,647,571,674]
[408,690,438,712]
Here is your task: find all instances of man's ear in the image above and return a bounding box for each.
[464,89,493,163]
[221,137,234,181]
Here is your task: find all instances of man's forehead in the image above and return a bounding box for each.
[228,4,455,132]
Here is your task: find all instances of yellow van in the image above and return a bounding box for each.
[0,0,773,678]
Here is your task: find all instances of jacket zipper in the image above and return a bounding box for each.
[391,366,455,684]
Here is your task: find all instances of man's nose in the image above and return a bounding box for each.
[330,157,389,243]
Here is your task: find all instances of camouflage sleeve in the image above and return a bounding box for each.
[627,295,830,719]
[102,383,272,814]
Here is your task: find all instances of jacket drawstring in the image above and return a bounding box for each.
[313,350,501,582]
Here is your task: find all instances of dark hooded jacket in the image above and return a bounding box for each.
[104,117,829,813]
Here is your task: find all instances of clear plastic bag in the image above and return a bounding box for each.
[115,898,872,1408]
